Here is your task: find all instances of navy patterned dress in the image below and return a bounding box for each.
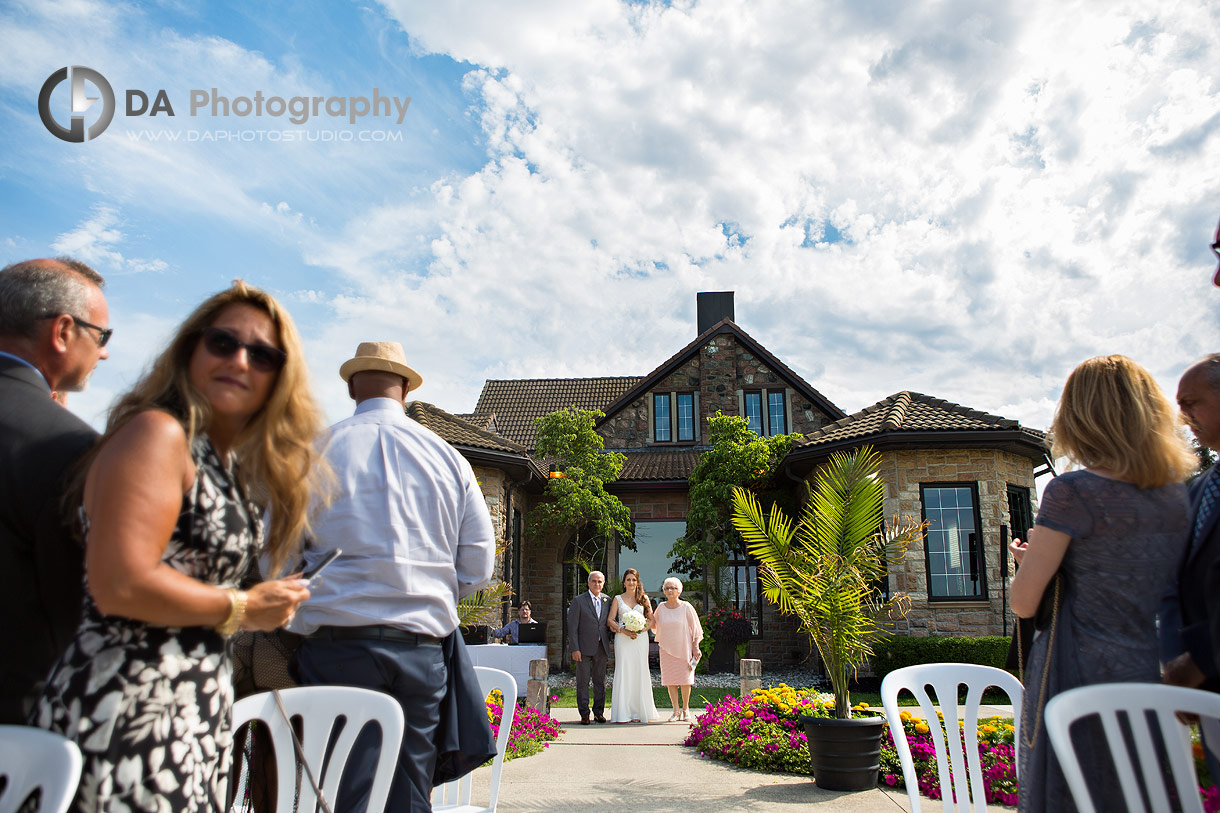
[35,435,260,813]
[1018,470,1189,812]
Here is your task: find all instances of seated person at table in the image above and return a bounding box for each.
[492,601,538,644]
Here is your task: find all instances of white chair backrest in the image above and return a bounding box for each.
[0,726,83,813]
[431,666,517,813]
[230,686,405,813]
[880,663,1023,813]
[1044,682,1220,813]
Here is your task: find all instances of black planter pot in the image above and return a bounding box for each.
[708,638,736,673]
[800,714,886,791]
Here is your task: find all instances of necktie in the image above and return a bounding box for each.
[1193,468,1220,552]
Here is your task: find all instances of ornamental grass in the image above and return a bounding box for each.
[486,690,564,761]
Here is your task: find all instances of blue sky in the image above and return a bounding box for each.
[2,0,1218,437]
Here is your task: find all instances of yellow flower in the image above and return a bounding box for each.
[914,722,930,734]
[899,710,913,722]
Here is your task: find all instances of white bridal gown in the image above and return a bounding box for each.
[610,595,659,723]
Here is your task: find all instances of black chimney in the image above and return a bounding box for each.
[697,291,735,335]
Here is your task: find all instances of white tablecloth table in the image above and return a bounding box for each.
[467,644,546,696]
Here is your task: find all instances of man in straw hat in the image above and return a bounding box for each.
[289,341,496,811]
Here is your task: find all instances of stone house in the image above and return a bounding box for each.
[398,294,1049,669]
[450,292,1049,670]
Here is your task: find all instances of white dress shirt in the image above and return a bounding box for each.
[290,398,496,638]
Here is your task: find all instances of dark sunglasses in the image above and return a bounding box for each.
[199,326,286,373]
[40,313,113,347]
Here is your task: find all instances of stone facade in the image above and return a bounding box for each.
[470,464,534,627]
[877,448,1037,638]
[599,334,835,447]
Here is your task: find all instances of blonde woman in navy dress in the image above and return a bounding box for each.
[1010,355,1193,812]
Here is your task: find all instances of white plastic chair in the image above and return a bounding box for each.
[881,663,1023,813]
[431,666,518,813]
[0,726,83,813]
[230,686,405,813]
[1044,682,1220,813]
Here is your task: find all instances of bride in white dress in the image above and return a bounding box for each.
[608,568,659,723]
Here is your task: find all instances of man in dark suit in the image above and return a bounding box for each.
[0,257,109,724]
[568,570,612,725]
[1163,355,1220,691]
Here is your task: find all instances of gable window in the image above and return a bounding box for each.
[743,391,763,435]
[676,393,695,441]
[767,391,786,435]
[654,394,671,442]
[920,483,987,600]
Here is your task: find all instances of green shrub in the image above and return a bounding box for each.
[871,635,1011,680]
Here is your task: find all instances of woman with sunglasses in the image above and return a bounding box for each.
[34,281,328,813]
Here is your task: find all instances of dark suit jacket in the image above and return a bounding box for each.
[567,591,611,658]
[1163,464,1220,690]
[0,356,98,723]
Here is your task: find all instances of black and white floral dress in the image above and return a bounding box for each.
[35,435,260,813]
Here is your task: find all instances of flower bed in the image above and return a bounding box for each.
[486,691,563,760]
[879,710,1017,806]
[686,685,1220,810]
[684,685,1017,807]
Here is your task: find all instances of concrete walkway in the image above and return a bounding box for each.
[457,706,1015,812]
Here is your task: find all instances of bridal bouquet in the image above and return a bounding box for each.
[621,608,647,632]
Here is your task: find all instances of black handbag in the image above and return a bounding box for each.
[231,628,302,698]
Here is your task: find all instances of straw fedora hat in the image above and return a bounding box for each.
[339,341,423,391]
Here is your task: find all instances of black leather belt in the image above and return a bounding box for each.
[310,625,444,646]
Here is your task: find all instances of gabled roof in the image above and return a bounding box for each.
[473,377,643,449]
[785,391,1048,470]
[597,318,846,426]
[405,401,545,481]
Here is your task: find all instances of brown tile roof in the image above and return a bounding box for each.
[453,412,497,431]
[473,377,644,449]
[405,401,533,457]
[796,391,1047,448]
[616,448,703,481]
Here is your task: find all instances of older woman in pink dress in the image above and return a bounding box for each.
[652,576,704,721]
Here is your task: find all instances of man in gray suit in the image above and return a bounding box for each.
[568,570,612,725]
[0,257,108,723]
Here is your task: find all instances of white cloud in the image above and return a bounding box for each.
[335,0,1220,430]
[50,206,168,275]
[6,0,1218,437]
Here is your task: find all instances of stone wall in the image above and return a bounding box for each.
[877,448,1038,638]
[597,334,835,447]
[469,465,535,627]
[519,528,569,666]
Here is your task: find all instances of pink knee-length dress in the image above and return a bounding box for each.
[653,599,703,686]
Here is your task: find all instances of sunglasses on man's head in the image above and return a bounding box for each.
[199,326,286,373]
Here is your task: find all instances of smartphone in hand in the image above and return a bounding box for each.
[302,549,341,585]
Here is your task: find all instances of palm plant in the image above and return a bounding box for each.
[731,446,927,719]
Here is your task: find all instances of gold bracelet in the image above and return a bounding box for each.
[215,588,248,636]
